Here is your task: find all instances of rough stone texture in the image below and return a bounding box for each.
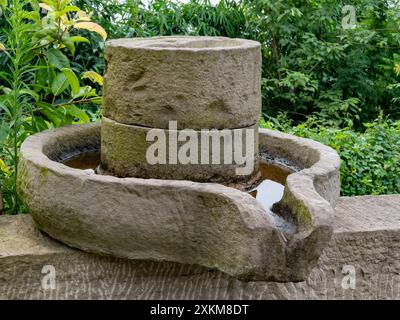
[259,129,341,207]
[103,36,261,130]
[334,195,400,232]
[1,195,399,300]
[17,123,339,282]
[259,128,341,280]
[101,116,259,182]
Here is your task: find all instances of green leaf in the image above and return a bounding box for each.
[74,22,107,41]
[18,88,39,101]
[35,60,50,87]
[0,158,10,176]
[0,121,9,147]
[35,65,56,95]
[40,110,61,127]
[0,96,12,118]
[55,5,80,18]
[62,36,75,56]
[51,73,69,96]
[21,11,40,21]
[66,105,90,123]
[82,71,103,86]
[71,85,97,99]
[60,0,72,8]
[70,36,90,44]
[30,115,50,132]
[90,96,102,104]
[61,68,80,96]
[37,102,62,127]
[46,48,70,70]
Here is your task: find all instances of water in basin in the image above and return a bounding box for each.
[62,150,100,170]
[61,150,292,214]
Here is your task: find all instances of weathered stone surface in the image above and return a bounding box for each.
[334,195,400,232]
[259,128,341,280]
[17,123,339,282]
[1,195,399,300]
[103,36,261,130]
[101,116,259,182]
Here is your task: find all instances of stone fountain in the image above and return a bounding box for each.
[17,36,340,282]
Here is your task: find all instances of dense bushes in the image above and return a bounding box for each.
[247,0,400,128]
[74,0,400,127]
[261,114,400,196]
[0,0,105,213]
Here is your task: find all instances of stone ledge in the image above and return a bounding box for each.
[1,194,399,300]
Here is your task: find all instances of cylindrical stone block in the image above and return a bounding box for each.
[101,36,262,182]
[101,117,259,182]
[103,36,261,130]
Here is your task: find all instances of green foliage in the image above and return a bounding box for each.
[74,0,246,38]
[246,0,400,127]
[261,114,400,196]
[71,0,247,75]
[74,0,400,128]
[0,0,104,213]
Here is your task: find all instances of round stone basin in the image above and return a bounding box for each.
[17,124,340,282]
[62,149,294,226]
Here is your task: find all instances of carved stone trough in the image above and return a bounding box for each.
[17,36,340,282]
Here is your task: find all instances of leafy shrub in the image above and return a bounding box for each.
[247,0,400,128]
[75,0,400,128]
[74,0,246,39]
[261,114,400,196]
[71,0,247,75]
[0,0,105,213]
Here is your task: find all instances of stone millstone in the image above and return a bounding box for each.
[103,36,262,130]
[100,116,259,182]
